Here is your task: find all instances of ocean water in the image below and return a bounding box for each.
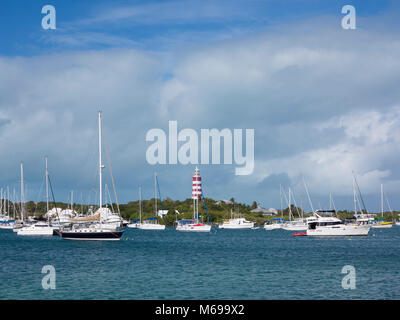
[0,226,399,300]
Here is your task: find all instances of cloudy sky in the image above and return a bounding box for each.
[1,0,400,212]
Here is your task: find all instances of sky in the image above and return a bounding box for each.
[1,0,400,212]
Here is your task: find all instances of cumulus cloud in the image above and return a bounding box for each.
[1,15,400,210]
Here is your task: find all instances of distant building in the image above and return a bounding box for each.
[250,206,278,215]
[216,200,233,205]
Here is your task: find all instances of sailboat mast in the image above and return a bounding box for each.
[154,172,157,218]
[288,188,292,220]
[139,187,142,223]
[20,162,24,222]
[381,184,384,218]
[7,186,10,217]
[45,157,49,213]
[98,111,104,209]
[353,176,357,215]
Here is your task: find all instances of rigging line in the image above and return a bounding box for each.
[281,187,291,219]
[105,184,115,213]
[290,189,302,218]
[102,130,120,216]
[155,174,165,223]
[302,175,315,214]
[47,174,61,235]
[352,172,368,214]
[384,193,394,220]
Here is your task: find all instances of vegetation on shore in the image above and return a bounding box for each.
[8,198,400,227]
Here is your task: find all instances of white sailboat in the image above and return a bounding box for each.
[264,185,284,230]
[0,187,15,230]
[176,167,211,232]
[127,187,142,228]
[371,184,393,229]
[60,112,124,241]
[281,188,312,231]
[137,173,166,230]
[18,158,54,236]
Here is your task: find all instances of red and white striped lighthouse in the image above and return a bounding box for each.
[192,167,202,199]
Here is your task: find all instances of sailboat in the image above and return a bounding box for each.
[264,185,284,230]
[0,187,15,230]
[176,167,211,232]
[372,184,393,229]
[138,174,166,230]
[60,112,124,241]
[17,158,55,236]
[127,187,142,228]
[281,188,315,231]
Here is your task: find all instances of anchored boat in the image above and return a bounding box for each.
[176,167,211,232]
[61,112,124,241]
[306,210,370,236]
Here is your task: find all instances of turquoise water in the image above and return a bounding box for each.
[1,227,399,300]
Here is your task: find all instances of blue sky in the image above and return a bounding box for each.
[1,0,400,212]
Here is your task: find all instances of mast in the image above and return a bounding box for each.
[280,184,283,220]
[20,162,25,222]
[288,188,292,220]
[7,186,10,217]
[139,187,142,223]
[154,172,157,219]
[45,157,49,213]
[353,176,357,216]
[71,190,74,212]
[13,188,16,219]
[381,183,384,219]
[98,111,104,210]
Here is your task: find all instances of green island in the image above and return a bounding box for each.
[13,198,400,227]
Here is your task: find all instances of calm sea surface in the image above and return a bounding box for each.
[1,227,399,299]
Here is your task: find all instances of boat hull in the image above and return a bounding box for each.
[281,224,307,231]
[17,227,55,236]
[371,224,393,229]
[264,224,282,230]
[137,223,166,230]
[176,224,211,232]
[307,225,370,236]
[61,230,124,241]
[218,223,254,229]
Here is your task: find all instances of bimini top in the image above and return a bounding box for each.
[146,216,158,221]
[176,219,195,225]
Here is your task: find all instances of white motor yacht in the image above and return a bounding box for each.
[306,210,370,236]
[218,217,254,229]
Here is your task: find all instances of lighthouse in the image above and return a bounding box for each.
[192,167,202,221]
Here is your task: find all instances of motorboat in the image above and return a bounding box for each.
[306,210,370,236]
[264,218,283,230]
[218,217,254,229]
